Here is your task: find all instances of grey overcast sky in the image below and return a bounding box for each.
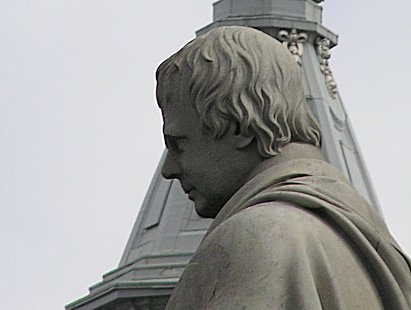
[1,1,410,309]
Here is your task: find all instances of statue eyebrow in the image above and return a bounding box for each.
[164,133,186,140]
[163,134,186,150]
[162,124,185,138]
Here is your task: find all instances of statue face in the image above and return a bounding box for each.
[160,79,257,218]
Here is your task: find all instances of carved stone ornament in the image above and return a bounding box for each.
[316,37,338,98]
[277,29,308,65]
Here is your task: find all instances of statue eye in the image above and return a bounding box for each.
[165,136,186,153]
[174,140,187,152]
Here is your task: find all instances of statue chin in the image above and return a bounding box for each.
[194,203,218,219]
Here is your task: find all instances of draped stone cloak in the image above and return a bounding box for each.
[165,159,411,309]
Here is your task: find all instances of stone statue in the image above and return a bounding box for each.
[155,26,411,309]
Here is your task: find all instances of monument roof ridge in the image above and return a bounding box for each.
[212,0,324,24]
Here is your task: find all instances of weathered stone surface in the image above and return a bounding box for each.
[156,26,411,310]
[67,2,410,309]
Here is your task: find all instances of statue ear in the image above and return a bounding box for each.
[231,123,255,150]
[236,135,255,149]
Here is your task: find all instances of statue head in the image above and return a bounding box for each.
[156,26,321,218]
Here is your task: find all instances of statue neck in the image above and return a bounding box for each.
[247,143,323,181]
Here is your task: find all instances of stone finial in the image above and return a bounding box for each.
[277,29,308,65]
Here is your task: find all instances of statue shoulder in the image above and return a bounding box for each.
[199,201,332,264]
[209,202,325,243]
[180,202,342,309]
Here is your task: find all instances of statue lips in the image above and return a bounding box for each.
[187,190,196,201]
[181,183,195,201]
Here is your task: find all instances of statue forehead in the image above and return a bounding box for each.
[161,90,199,137]
[158,66,190,98]
[159,81,189,112]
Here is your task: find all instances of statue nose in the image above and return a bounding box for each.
[162,150,181,180]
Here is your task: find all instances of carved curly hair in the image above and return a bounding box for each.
[156,26,321,157]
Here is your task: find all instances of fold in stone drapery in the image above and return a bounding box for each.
[205,159,411,309]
